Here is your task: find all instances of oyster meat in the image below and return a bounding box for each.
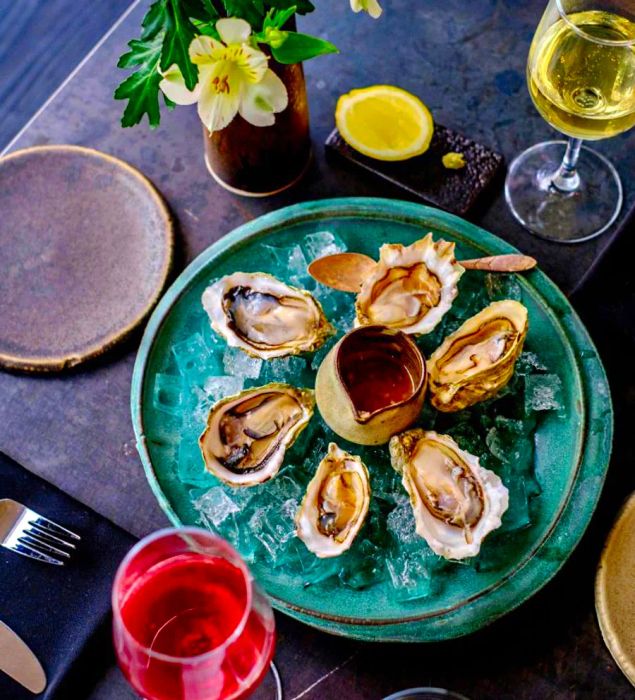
[202,272,333,359]
[199,383,314,486]
[355,234,464,335]
[428,299,528,412]
[296,443,370,558]
[390,430,509,559]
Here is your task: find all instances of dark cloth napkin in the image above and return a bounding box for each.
[0,451,137,699]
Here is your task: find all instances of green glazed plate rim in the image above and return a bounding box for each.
[131,197,613,638]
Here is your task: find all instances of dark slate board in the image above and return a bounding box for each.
[326,125,504,215]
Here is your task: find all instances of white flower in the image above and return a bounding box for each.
[159,18,288,132]
[350,0,383,19]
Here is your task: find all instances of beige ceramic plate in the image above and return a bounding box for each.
[0,145,173,372]
[596,492,635,687]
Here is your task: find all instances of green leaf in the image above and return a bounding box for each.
[183,0,219,21]
[263,6,296,29]
[221,0,264,26]
[161,0,199,90]
[117,36,161,69]
[141,0,167,40]
[191,17,221,38]
[267,0,314,15]
[271,31,338,63]
[114,33,164,128]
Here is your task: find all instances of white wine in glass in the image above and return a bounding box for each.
[506,0,635,243]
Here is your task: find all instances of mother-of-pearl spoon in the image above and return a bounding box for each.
[308,252,537,293]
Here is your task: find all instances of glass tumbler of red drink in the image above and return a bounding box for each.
[112,528,279,700]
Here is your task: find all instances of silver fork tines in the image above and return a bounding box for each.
[0,499,80,566]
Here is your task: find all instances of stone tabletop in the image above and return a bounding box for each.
[1,0,634,698]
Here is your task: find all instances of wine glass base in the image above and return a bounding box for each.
[248,661,283,699]
[505,140,623,243]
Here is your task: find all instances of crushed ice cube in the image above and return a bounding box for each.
[177,438,213,487]
[524,374,563,412]
[152,374,184,416]
[188,376,245,427]
[339,541,384,589]
[310,341,333,372]
[281,498,299,519]
[516,351,548,375]
[386,550,438,601]
[270,475,303,502]
[287,245,312,288]
[311,283,339,318]
[172,333,209,377]
[194,487,240,528]
[333,305,356,333]
[249,504,296,562]
[203,375,244,402]
[259,355,307,383]
[387,501,419,545]
[264,244,312,289]
[302,231,347,261]
[223,346,262,379]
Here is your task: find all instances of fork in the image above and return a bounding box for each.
[0,499,80,566]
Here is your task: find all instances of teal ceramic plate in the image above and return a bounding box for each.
[131,198,613,642]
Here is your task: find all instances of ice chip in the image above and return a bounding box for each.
[223,345,262,379]
[152,373,184,416]
[311,283,339,318]
[516,351,548,375]
[203,375,244,402]
[193,487,240,528]
[339,541,384,589]
[524,374,563,412]
[303,230,347,261]
[271,475,303,502]
[288,245,313,289]
[281,498,299,520]
[177,438,214,487]
[259,355,307,383]
[172,333,209,378]
[249,504,296,563]
[387,501,419,545]
[386,549,440,601]
[264,244,312,289]
[333,304,356,333]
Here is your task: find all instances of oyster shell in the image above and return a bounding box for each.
[296,443,370,558]
[389,430,508,559]
[199,383,314,486]
[355,234,464,335]
[428,299,528,412]
[202,272,333,359]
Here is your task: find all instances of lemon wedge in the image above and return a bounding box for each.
[335,85,434,161]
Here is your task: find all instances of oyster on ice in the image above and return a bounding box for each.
[389,430,508,559]
[355,234,464,335]
[428,299,528,412]
[202,272,333,359]
[199,383,314,486]
[296,443,370,558]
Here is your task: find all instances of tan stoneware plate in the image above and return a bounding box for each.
[0,145,173,372]
[595,492,635,688]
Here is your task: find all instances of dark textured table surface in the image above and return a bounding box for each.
[1,1,634,698]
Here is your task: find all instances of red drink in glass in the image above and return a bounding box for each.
[112,528,276,700]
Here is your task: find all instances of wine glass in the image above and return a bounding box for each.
[112,528,281,700]
[505,0,635,242]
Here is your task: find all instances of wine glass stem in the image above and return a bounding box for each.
[550,137,582,193]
